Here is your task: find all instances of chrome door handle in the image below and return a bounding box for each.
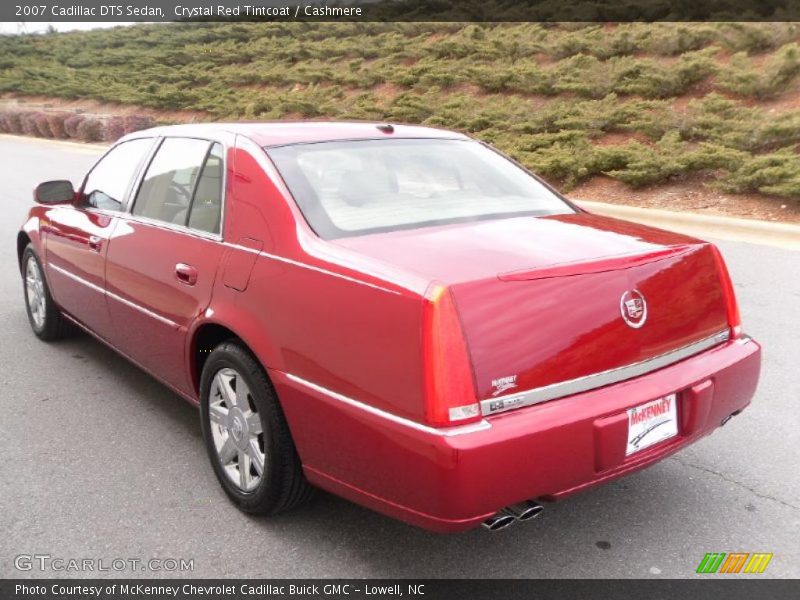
[175,263,198,286]
[88,236,102,252]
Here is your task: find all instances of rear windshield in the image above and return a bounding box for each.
[266,138,574,239]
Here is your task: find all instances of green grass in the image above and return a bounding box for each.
[1,22,800,198]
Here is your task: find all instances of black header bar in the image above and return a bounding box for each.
[4,0,800,23]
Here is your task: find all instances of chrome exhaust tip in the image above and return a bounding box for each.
[481,513,516,531]
[503,500,544,522]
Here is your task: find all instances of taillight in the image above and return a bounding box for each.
[710,245,742,339]
[422,283,480,427]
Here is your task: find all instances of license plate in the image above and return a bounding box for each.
[626,393,678,456]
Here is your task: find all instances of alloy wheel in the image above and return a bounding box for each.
[208,367,266,492]
[25,256,46,329]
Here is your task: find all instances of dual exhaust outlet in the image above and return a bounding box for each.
[481,500,544,531]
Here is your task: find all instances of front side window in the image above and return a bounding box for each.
[132,138,223,234]
[267,138,573,239]
[82,138,153,211]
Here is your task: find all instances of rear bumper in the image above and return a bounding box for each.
[272,335,761,533]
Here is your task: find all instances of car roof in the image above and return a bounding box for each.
[124,121,469,147]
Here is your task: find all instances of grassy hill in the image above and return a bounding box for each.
[2,22,800,199]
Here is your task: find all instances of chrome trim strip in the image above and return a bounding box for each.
[49,263,180,329]
[260,249,403,296]
[480,329,732,417]
[49,263,105,295]
[286,374,491,437]
[105,288,180,329]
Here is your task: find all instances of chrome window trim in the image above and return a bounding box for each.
[83,205,223,243]
[49,263,180,329]
[286,374,492,437]
[126,136,227,240]
[480,329,732,417]
[118,212,223,242]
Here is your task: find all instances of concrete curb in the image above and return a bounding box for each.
[577,200,800,251]
[0,133,107,153]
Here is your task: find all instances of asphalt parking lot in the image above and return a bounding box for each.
[1,135,798,578]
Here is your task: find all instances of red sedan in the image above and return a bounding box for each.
[18,123,761,532]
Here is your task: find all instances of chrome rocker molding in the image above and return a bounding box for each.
[286,374,492,438]
[481,329,733,417]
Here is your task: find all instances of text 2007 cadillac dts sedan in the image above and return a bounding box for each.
[18,123,761,532]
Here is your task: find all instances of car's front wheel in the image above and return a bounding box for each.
[21,244,72,341]
[199,341,314,515]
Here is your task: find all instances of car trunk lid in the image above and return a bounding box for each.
[451,242,730,404]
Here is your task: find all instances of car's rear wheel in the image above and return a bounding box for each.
[22,244,72,341]
[199,341,314,514]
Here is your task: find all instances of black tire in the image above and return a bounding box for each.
[199,340,314,515]
[21,244,73,341]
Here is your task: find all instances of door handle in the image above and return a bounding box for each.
[175,263,198,286]
[88,236,102,252]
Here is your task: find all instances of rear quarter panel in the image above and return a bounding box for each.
[199,139,431,450]
[244,253,425,420]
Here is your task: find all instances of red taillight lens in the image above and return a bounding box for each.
[711,245,742,339]
[422,283,480,427]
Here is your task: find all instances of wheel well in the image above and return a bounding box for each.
[17,232,31,272]
[192,323,241,393]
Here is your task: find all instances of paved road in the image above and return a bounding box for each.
[1,135,798,579]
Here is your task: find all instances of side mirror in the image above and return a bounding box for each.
[34,180,75,205]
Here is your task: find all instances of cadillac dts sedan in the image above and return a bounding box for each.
[18,123,761,532]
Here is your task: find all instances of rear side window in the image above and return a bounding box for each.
[187,144,224,235]
[82,138,153,211]
[132,138,223,234]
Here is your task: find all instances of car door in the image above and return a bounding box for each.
[44,138,155,341]
[104,137,227,396]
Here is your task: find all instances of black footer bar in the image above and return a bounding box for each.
[2,579,799,600]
